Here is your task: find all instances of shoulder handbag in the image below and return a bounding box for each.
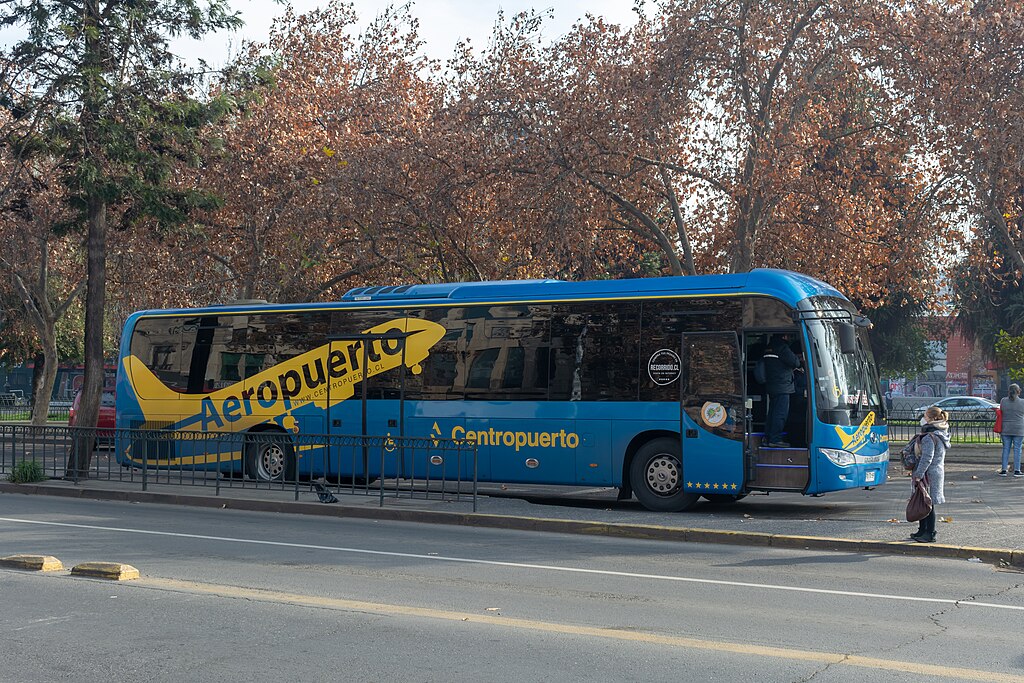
[906,476,933,522]
[994,407,1003,434]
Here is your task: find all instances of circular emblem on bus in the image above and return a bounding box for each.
[648,349,681,386]
[430,455,444,466]
[525,458,539,469]
[701,401,727,427]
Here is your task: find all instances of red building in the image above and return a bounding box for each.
[944,329,999,400]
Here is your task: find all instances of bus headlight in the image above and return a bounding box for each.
[820,448,856,467]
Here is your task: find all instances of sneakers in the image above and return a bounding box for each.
[913,533,936,543]
[998,470,1008,476]
[1015,471,1024,477]
[763,441,791,448]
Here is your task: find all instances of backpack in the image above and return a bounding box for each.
[753,358,767,385]
[754,351,777,385]
[900,433,937,471]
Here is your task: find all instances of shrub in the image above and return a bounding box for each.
[9,460,46,483]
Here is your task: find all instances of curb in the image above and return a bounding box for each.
[2,482,1021,568]
[0,554,64,571]
[70,561,139,581]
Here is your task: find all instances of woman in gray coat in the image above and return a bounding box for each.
[911,406,950,543]
[998,383,1024,476]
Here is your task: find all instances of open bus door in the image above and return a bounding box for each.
[743,330,811,492]
[679,332,746,500]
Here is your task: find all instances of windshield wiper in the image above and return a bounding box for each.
[850,388,864,420]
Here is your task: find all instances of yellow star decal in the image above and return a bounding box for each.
[686,481,693,488]
[730,483,738,490]
[712,483,720,490]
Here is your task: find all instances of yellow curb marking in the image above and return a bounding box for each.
[71,562,140,581]
[139,577,1024,683]
[0,554,64,571]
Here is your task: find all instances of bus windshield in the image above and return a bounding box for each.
[804,298,883,426]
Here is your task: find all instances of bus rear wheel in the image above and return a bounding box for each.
[245,433,295,483]
[629,437,699,512]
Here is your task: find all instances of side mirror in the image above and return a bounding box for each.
[838,322,857,355]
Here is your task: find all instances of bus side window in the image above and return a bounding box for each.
[129,317,190,394]
[461,305,549,401]
[550,303,639,402]
[467,348,499,389]
[404,307,467,400]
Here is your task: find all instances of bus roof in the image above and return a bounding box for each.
[130,269,846,317]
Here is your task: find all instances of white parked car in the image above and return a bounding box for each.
[915,396,999,419]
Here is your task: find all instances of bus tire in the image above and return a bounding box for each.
[629,437,699,512]
[245,433,295,483]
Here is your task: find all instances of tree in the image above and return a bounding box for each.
[892,2,1024,355]
[446,2,950,303]
[0,157,85,423]
[191,4,455,302]
[861,295,935,379]
[0,0,241,474]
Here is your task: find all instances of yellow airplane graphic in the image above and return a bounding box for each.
[124,317,446,433]
[834,411,875,453]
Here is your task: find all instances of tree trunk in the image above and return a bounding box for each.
[66,195,107,477]
[30,342,58,426]
[29,352,44,415]
[66,0,106,478]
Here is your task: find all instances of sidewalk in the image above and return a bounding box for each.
[3,445,1022,567]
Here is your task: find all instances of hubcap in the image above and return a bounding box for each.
[258,443,286,480]
[645,454,680,497]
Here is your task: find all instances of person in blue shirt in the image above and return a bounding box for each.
[762,334,801,448]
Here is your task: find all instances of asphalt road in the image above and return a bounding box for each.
[2,494,1023,682]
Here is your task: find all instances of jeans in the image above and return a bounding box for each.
[766,392,790,444]
[1001,435,1023,472]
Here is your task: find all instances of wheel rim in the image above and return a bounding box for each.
[644,453,681,497]
[257,443,286,481]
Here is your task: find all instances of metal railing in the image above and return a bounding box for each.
[0,425,478,511]
[0,400,72,423]
[885,411,999,444]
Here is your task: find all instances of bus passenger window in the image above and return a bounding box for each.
[129,317,190,394]
[467,348,499,389]
[502,347,525,389]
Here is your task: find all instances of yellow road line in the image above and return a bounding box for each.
[139,577,1024,683]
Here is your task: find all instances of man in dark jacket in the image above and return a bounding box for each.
[763,334,800,447]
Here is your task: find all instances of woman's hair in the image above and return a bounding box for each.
[924,406,948,422]
[1010,384,1021,400]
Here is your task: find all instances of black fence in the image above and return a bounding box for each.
[0,425,478,511]
[0,398,71,423]
[886,410,999,444]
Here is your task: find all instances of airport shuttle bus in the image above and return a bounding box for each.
[115,269,889,511]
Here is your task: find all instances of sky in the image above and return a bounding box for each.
[174,0,641,67]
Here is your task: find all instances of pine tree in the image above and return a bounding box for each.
[1,0,241,474]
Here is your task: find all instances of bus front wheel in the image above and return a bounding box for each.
[629,438,699,512]
[246,434,296,483]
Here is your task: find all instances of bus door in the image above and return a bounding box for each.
[679,332,745,496]
[327,329,410,481]
[744,330,811,491]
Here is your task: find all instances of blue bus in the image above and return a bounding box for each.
[115,269,889,510]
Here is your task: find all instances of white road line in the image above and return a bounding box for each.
[2,516,1021,612]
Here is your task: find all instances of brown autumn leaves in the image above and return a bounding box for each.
[4,0,1024,331]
